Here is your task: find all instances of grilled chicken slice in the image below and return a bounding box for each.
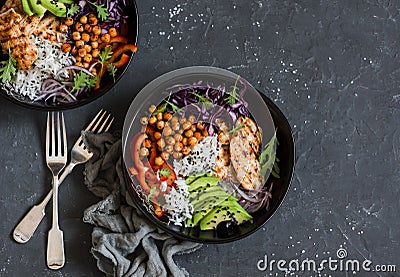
[0,9,22,41]
[20,14,43,37]
[33,14,61,42]
[229,117,263,190]
[0,0,23,14]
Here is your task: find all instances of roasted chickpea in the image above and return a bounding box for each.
[75,56,82,62]
[81,32,90,42]
[179,117,187,124]
[174,133,183,142]
[163,126,173,136]
[75,22,84,32]
[191,125,196,132]
[65,17,74,26]
[149,116,157,125]
[156,112,163,121]
[148,105,157,113]
[167,137,176,145]
[101,33,111,43]
[188,137,198,146]
[91,48,100,58]
[170,116,178,123]
[193,132,202,141]
[72,31,81,41]
[165,145,174,154]
[182,146,191,155]
[196,122,205,130]
[174,142,183,152]
[173,152,182,159]
[83,54,92,63]
[171,122,180,131]
[90,41,98,49]
[163,113,172,121]
[184,129,193,138]
[188,115,196,124]
[84,24,92,32]
[88,16,98,26]
[218,132,229,144]
[92,25,101,35]
[140,117,148,125]
[155,157,164,166]
[59,24,68,33]
[83,62,90,68]
[75,61,83,67]
[161,152,170,161]
[157,139,165,149]
[61,43,71,53]
[202,129,209,137]
[90,68,97,75]
[156,121,165,130]
[182,137,188,146]
[78,48,86,57]
[88,13,96,18]
[90,34,99,42]
[84,44,92,53]
[75,40,84,48]
[154,132,162,140]
[79,15,88,25]
[140,147,149,157]
[143,139,152,148]
[182,121,191,131]
[109,27,118,37]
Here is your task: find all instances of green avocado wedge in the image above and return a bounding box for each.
[28,0,47,17]
[199,196,252,231]
[58,0,74,4]
[40,0,67,17]
[187,176,219,192]
[22,0,34,16]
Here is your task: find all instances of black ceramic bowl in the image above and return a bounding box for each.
[0,0,138,110]
[122,66,295,243]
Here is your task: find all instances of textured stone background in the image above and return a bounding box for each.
[1,0,399,276]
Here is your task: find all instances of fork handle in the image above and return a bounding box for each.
[12,163,76,244]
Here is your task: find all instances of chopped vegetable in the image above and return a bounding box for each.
[107,63,117,82]
[159,168,171,177]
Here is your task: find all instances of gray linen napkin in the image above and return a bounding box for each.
[81,131,201,277]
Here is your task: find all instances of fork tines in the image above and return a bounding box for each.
[46,112,67,161]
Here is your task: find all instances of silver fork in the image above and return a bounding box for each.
[13,110,113,244]
[46,112,68,269]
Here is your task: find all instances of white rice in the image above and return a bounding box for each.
[2,36,73,100]
[163,178,193,226]
[173,136,220,177]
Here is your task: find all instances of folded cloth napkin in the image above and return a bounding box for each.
[81,131,201,277]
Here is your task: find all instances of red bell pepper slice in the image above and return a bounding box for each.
[113,54,130,68]
[130,133,150,193]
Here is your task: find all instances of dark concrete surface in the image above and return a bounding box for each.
[1,0,400,276]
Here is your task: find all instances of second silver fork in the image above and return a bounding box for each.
[13,110,113,244]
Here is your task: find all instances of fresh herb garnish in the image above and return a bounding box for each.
[190,91,213,109]
[0,45,17,83]
[147,187,157,203]
[71,72,97,92]
[107,63,117,82]
[159,168,171,177]
[259,129,280,178]
[87,1,109,21]
[66,3,80,17]
[225,76,241,104]
[99,46,113,72]
[153,93,180,115]
[229,124,244,134]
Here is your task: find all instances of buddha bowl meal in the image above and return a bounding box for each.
[0,0,137,107]
[124,73,282,233]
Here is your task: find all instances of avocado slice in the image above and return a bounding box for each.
[22,0,34,16]
[188,176,219,192]
[40,0,67,17]
[185,173,212,185]
[199,196,252,230]
[28,0,47,17]
[58,0,74,4]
